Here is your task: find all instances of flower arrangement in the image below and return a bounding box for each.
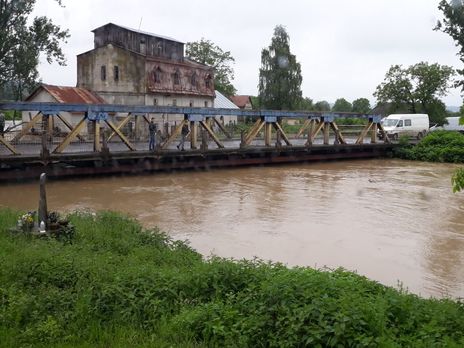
[18,211,36,231]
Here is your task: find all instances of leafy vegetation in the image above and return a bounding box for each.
[436,0,464,91]
[374,62,454,125]
[258,25,302,110]
[1,209,464,347]
[394,130,464,163]
[186,39,236,97]
[0,0,69,101]
[332,98,352,112]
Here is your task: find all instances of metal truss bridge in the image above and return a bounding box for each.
[0,102,394,180]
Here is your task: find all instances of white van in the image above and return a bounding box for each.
[380,114,429,140]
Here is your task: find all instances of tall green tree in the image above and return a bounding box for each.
[374,62,454,125]
[0,0,69,101]
[314,100,331,112]
[436,0,464,90]
[332,98,352,112]
[258,25,302,110]
[185,39,236,97]
[298,97,314,111]
[352,98,371,114]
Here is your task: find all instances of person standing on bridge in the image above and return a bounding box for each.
[0,112,5,137]
[148,118,157,151]
[177,122,190,151]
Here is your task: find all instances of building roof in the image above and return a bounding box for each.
[92,23,183,44]
[214,90,239,109]
[26,84,106,104]
[230,95,252,109]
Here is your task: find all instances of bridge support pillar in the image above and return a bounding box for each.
[190,121,198,149]
[93,120,101,152]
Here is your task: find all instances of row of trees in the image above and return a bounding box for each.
[186,22,458,125]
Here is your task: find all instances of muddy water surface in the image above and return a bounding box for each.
[1,159,463,298]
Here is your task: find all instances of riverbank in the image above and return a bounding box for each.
[394,130,464,163]
[1,209,463,347]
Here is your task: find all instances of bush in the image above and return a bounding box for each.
[395,130,464,163]
[1,209,463,347]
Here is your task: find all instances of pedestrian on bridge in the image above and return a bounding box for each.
[177,123,190,151]
[148,118,157,151]
[0,112,5,137]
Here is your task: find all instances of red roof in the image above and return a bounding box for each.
[26,84,106,104]
[230,95,252,109]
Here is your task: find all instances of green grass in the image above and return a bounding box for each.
[1,209,464,347]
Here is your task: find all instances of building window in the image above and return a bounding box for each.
[154,68,162,83]
[173,70,180,85]
[204,101,208,107]
[114,66,119,81]
[205,74,212,88]
[191,73,197,86]
[101,65,106,81]
[189,100,194,107]
[157,42,163,56]
[153,98,158,105]
[172,99,177,106]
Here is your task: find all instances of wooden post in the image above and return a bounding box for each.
[201,128,208,151]
[190,121,198,149]
[101,128,109,153]
[323,122,330,145]
[38,173,48,227]
[264,122,272,147]
[41,132,50,162]
[94,120,101,152]
[371,123,378,144]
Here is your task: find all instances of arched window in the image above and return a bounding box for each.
[205,74,212,88]
[191,72,197,87]
[154,67,162,83]
[173,70,180,85]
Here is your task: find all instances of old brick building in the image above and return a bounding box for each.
[77,23,215,109]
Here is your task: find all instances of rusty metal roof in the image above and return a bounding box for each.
[230,95,252,109]
[26,84,106,104]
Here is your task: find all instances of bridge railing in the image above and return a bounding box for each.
[0,102,390,157]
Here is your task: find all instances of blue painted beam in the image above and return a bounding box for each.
[0,101,381,120]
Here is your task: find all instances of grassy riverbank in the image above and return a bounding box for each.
[394,130,464,163]
[1,209,464,347]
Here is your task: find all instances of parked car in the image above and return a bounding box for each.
[379,114,429,140]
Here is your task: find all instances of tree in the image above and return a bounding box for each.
[332,98,352,112]
[374,62,455,125]
[314,100,331,111]
[258,25,302,110]
[185,39,236,97]
[298,97,314,111]
[352,98,371,114]
[0,0,69,100]
[436,0,464,90]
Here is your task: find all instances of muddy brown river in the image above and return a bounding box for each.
[1,159,463,298]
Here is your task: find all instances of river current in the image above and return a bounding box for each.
[1,159,463,298]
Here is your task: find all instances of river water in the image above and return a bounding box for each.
[1,159,463,299]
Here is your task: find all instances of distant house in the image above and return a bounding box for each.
[230,95,253,110]
[22,84,106,135]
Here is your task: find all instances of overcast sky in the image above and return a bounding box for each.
[33,0,463,107]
